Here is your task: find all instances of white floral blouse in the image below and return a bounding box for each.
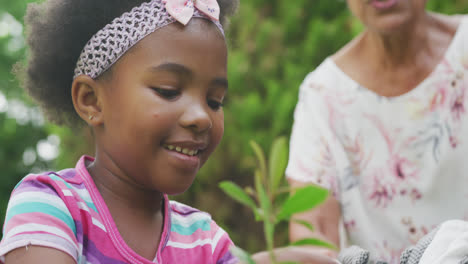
[286,16,468,263]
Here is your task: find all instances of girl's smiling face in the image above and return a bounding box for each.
[95,19,227,195]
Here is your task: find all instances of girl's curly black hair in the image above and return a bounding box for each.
[21,0,238,126]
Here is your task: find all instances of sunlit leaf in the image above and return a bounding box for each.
[290,238,337,250]
[277,185,328,221]
[219,181,257,211]
[268,137,288,196]
[293,219,314,232]
[250,140,268,185]
[254,208,264,221]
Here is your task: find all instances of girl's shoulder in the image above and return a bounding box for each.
[9,167,93,216]
[0,170,85,262]
[12,168,82,195]
[167,199,228,241]
[165,200,237,263]
[168,200,214,225]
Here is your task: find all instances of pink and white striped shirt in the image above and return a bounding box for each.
[0,155,237,264]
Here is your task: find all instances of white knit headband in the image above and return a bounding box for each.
[73,0,224,79]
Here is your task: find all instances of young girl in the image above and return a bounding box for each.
[0,0,239,263]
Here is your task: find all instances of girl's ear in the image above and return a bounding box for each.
[71,75,104,126]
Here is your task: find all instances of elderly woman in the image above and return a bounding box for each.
[286,0,468,263]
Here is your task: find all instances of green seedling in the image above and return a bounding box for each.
[220,137,336,263]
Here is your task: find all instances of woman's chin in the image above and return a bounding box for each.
[367,13,414,35]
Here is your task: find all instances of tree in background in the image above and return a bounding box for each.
[0,0,467,252]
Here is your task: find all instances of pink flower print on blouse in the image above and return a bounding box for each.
[424,59,463,115]
[343,219,357,233]
[296,137,339,197]
[388,155,418,181]
[366,115,419,182]
[450,83,465,121]
[314,140,340,197]
[368,173,396,208]
[401,217,435,244]
[342,134,372,191]
[450,135,459,148]
[443,62,467,148]
[439,59,467,122]
[429,83,448,113]
[398,188,422,202]
[323,87,358,133]
[364,115,419,207]
[343,134,372,176]
[422,59,455,114]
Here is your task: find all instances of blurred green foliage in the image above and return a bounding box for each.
[0,0,467,253]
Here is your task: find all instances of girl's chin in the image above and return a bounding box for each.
[163,184,193,196]
[159,174,197,195]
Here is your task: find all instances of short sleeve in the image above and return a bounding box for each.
[211,223,238,264]
[0,175,79,262]
[285,74,340,197]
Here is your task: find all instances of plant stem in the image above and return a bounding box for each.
[265,217,276,264]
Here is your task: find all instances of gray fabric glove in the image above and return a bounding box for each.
[338,227,439,264]
[399,226,439,264]
[338,246,374,264]
[460,256,468,264]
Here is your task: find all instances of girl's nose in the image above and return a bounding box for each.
[179,102,212,133]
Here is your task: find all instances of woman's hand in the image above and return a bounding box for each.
[251,246,340,264]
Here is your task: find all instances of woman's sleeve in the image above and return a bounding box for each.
[0,175,79,262]
[285,76,339,197]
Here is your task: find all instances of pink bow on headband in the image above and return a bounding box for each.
[163,0,220,25]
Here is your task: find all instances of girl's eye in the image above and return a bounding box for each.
[207,99,224,111]
[152,87,180,99]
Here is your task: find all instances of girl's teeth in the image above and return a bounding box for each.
[164,145,198,156]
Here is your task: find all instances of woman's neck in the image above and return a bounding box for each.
[332,12,461,97]
[362,12,435,68]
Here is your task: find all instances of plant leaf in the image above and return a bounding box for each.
[293,219,314,232]
[230,246,256,264]
[250,140,268,186]
[277,185,328,221]
[268,137,288,196]
[290,238,337,250]
[219,181,257,211]
[254,208,264,221]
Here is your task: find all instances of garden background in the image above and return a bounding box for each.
[0,0,467,253]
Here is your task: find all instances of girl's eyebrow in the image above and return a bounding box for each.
[212,77,229,91]
[149,63,193,79]
[149,63,228,90]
